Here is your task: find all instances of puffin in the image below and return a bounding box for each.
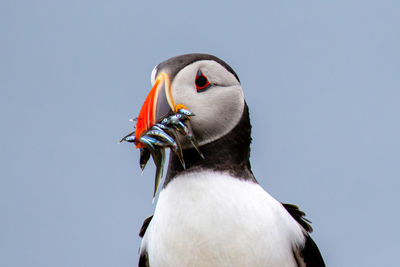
[123,54,325,267]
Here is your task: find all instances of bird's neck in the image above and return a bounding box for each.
[164,103,256,188]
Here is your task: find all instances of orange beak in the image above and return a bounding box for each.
[135,72,176,148]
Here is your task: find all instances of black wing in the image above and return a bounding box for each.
[282,203,325,267]
[138,216,153,267]
[283,203,313,233]
[139,215,153,238]
[138,252,150,267]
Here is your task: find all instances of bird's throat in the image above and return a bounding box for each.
[164,103,256,188]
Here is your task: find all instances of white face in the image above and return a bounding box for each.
[169,60,245,147]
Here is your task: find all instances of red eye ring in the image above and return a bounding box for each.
[195,70,211,91]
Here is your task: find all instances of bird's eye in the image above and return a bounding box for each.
[195,70,211,92]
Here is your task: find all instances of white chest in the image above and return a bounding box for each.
[141,171,305,267]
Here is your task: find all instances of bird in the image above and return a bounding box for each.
[123,53,325,267]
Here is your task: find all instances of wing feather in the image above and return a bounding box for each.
[283,203,325,267]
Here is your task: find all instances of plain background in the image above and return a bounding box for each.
[1,1,399,266]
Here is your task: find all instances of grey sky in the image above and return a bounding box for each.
[1,0,399,266]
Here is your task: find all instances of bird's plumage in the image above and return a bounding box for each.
[131,54,325,266]
[141,171,306,267]
[139,172,324,267]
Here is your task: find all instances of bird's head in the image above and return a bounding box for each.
[121,54,251,198]
[134,54,245,148]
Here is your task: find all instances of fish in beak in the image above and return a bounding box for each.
[121,72,202,200]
